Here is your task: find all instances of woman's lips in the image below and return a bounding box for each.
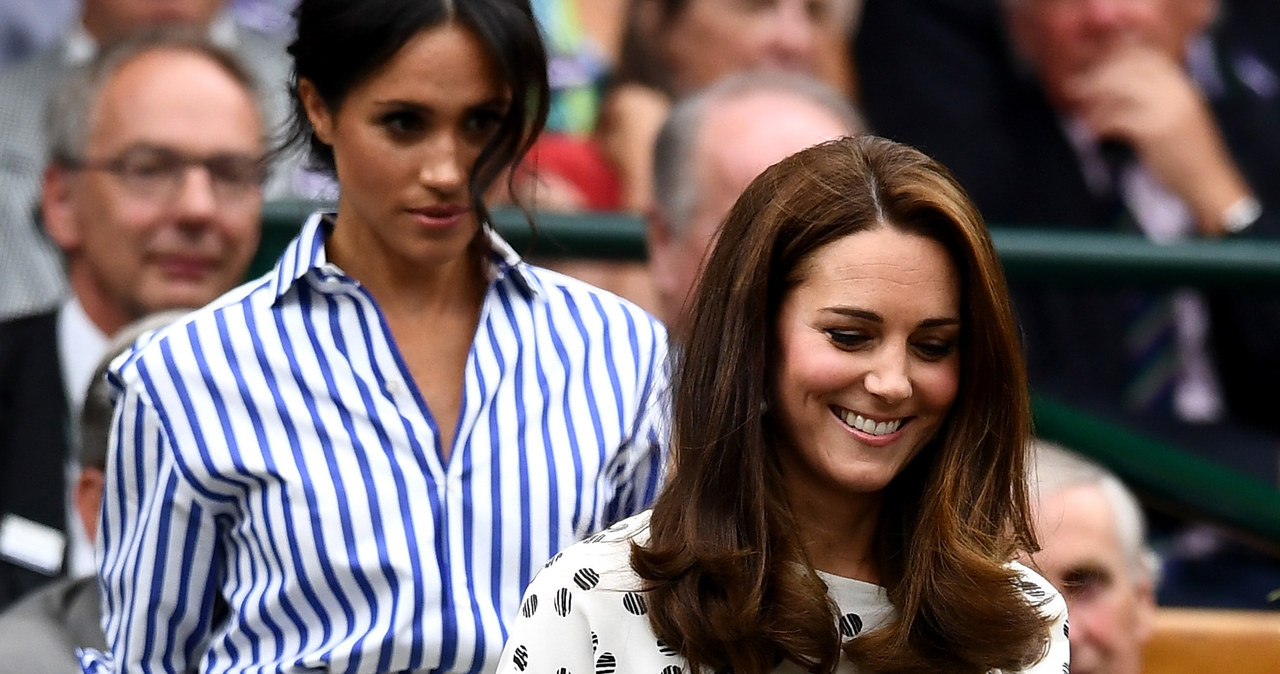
[408,205,470,229]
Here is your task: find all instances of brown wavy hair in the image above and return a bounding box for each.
[632,135,1050,673]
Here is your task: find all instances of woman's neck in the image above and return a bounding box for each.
[326,225,489,318]
[785,474,884,584]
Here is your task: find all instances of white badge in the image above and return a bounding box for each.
[0,513,66,576]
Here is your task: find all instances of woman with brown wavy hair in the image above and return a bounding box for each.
[497,135,1069,674]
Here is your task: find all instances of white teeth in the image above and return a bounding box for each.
[839,410,903,436]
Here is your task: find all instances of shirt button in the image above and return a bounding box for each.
[386,379,404,395]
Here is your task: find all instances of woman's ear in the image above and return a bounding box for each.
[297,78,334,145]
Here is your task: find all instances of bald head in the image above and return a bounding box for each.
[648,72,862,336]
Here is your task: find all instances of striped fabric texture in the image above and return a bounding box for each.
[80,213,670,673]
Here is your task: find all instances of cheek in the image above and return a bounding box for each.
[331,124,411,192]
[777,337,855,399]
[915,360,960,413]
[81,201,154,251]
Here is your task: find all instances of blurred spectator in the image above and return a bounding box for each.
[0,33,265,611]
[0,0,290,322]
[0,310,186,674]
[0,0,76,68]
[599,0,861,211]
[1026,441,1159,674]
[857,0,1280,455]
[647,72,864,337]
[230,0,297,39]
[501,0,630,212]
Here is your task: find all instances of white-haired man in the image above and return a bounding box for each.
[1026,442,1160,674]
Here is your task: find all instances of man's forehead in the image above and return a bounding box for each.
[88,51,262,153]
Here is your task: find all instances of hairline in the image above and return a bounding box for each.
[1030,442,1159,585]
[46,32,267,168]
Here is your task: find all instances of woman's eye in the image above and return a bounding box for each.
[913,341,956,360]
[463,109,504,139]
[826,330,869,348]
[382,111,424,136]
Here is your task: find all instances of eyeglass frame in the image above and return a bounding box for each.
[59,143,270,206]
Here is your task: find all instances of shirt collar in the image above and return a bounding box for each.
[269,211,542,304]
[56,295,110,416]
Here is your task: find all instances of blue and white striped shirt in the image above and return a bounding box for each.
[80,213,669,673]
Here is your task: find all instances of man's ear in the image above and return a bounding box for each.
[74,467,105,543]
[645,206,676,278]
[297,78,334,145]
[42,164,82,253]
[1133,572,1159,644]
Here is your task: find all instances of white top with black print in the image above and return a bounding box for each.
[497,511,1070,674]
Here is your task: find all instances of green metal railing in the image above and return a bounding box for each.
[256,201,1280,548]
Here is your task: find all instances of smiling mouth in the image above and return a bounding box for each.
[833,407,906,436]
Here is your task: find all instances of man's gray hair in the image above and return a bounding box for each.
[652,71,866,236]
[1029,439,1162,586]
[46,29,265,166]
[78,310,193,471]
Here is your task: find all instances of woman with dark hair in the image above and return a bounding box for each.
[81,1,668,671]
[498,135,1069,674]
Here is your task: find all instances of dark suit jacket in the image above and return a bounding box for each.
[856,2,1280,446]
[0,310,70,610]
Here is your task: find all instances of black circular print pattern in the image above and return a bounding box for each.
[575,568,601,591]
[839,612,863,638]
[623,591,648,615]
[555,588,574,617]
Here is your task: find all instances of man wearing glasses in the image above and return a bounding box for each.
[0,32,265,613]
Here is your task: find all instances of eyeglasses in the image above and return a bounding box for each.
[65,145,267,205]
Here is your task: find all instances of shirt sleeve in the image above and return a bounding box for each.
[603,334,670,524]
[497,551,601,674]
[82,376,224,671]
[1012,565,1071,674]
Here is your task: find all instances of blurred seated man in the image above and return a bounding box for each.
[599,0,861,211]
[1026,441,1159,674]
[0,33,265,610]
[647,72,864,338]
[998,0,1280,448]
[0,0,289,321]
[856,0,1280,446]
[0,310,186,674]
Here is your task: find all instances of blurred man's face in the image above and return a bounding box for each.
[1006,0,1213,108]
[1029,483,1156,674]
[656,0,834,93]
[44,49,263,335]
[649,90,851,337]
[82,0,226,42]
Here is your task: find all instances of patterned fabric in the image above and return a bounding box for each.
[499,511,1070,674]
[78,212,670,673]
